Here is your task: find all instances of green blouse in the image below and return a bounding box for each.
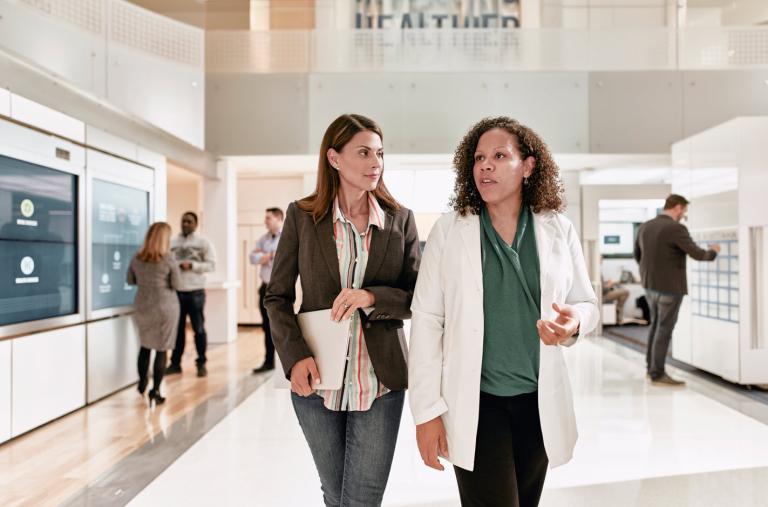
[479,205,542,397]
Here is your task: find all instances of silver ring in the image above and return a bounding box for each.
[343,303,350,310]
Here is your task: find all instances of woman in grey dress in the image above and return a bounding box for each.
[127,222,181,405]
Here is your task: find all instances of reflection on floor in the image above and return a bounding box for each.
[127,337,768,507]
[603,325,768,406]
[0,326,267,507]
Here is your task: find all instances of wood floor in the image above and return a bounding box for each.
[0,327,266,507]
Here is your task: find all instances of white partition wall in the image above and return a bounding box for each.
[11,325,86,437]
[671,117,768,385]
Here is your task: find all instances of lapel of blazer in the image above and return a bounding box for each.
[363,211,393,286]
[314,211,342,291]
[458,213,483,292]
[533,211,557,309]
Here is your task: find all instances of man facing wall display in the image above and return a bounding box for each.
[634,194,720,386]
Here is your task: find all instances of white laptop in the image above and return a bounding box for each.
[273,309,351,390]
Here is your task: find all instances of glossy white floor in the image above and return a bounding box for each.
[129,338,768,506]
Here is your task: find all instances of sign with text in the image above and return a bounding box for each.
[355,0,521,29]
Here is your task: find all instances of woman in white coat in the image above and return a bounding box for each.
[408,117,598,507]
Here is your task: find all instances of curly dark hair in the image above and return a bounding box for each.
[449,117,565,216]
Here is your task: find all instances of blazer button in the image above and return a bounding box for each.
[365,323,372,329]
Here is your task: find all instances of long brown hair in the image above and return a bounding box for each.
[136,222,172,263]
[450,117,565,216]
[298,114,401,222]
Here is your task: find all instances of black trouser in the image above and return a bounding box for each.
[454,391,548,507]
[258,283,274,367]
[171,289,207,367]
[645,289,684,379]
[138,347,167,391]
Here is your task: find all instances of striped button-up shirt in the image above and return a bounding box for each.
[318,193,389,412]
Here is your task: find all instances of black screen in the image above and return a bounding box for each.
[0,155,78,326]
[91,179,149,311]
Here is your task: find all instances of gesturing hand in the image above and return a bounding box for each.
[331,288,375,322]
[537,302,580,345]
[416,416,449,471]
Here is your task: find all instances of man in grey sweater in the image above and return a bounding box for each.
[167,211,216,378]
[634,194,720,386]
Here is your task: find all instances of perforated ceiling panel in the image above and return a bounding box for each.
[109,0,202,66]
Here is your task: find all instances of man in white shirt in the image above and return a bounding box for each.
[167,211,216,378]
[250,207,283,373]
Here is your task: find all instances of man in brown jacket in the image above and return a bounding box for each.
[634,194,720,386]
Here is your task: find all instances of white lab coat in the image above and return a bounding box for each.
[408,209,598,471]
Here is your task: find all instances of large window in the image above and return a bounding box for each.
[91,179,149,311]
[0,155,78,326]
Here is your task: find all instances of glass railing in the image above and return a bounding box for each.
[206,26,768,74]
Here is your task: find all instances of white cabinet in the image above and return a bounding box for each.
[12,325,86,437]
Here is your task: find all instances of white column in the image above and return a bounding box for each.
[202,159,240,344]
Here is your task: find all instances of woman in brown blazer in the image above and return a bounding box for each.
[265,114,420,506]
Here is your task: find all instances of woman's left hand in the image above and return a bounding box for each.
[331,289,375,322]
[537,302,580,345]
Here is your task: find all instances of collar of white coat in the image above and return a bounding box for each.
[456,209,558,295]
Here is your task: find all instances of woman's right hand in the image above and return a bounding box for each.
[290,357,321,396]
[416,416,449,471]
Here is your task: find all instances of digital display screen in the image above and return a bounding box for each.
[90,179,149,311]
[0,154,78,326]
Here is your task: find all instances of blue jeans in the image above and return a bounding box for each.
[291,390,405,507]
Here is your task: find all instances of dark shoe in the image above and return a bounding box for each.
[137,378,148,395]
[165,364,182,375]
[252,363,275,374]
[196,365,207,378]
[148,389,166,405]
[651,373,685,386]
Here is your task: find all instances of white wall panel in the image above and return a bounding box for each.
[10,94,86,144]
[85,125,138,162]
[310,74,407,153]
[0,0,107,97]
[682,71,768,139]
[11,325,86,437]
[86,316,139,403]
[87,149,154,188]
[0,340,10,444]
[0,117,86,171]
[401,74,499,153]
[106,0,204,148]
[0,87,9,117]
[207,74,309,155]
[590,71,682,153]
[496,73,588,153]
[310,72,588,155]
[107,47,204,148]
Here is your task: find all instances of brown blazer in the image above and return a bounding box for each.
[264,200,421,391]
[634,214,717,295]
